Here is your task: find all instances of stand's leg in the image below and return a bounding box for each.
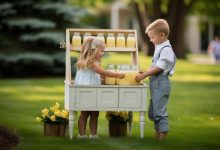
[128,111,133,136]
[69,111,74,139]
[140,111,145,138]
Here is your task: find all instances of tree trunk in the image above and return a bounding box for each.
[132,0,149,55]
[132,0,196,58]
[167,0,186,58]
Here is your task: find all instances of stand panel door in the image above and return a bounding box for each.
[97,88,118,108]
[75,88,96,108]
[119,88,142,108]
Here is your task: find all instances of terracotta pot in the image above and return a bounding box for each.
[108,123,127,137]
[44,123,67,137]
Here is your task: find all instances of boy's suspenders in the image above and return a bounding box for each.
[157,45,176,76]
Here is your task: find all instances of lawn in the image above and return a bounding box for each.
[0,53,220,150]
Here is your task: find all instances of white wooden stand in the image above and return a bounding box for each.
[64,29,148,139]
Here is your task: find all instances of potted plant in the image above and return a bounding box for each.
[105,111,129,137]
[36,102,69,137]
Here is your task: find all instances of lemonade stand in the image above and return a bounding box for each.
[64,29,148,139]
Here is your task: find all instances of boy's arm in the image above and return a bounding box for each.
[135,67,162,82]
[92,62,125,79]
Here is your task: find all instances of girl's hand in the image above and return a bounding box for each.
[118,73,125,79]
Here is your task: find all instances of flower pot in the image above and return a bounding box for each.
[44,123,67,137]
[108,123,127,137]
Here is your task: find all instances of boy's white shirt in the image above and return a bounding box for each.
[154,40,176,76]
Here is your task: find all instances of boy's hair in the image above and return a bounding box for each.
[76,37,104,69]
[145,19,170,37]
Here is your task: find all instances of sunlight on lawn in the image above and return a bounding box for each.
[0,85,64,101]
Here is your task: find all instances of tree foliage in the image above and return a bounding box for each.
[0,0,89,52]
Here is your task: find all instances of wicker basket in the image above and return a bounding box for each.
[109,123,127,137]
[44,123,67,137]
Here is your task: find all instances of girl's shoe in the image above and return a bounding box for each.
[89,135,99,139]
[78,134,88,139]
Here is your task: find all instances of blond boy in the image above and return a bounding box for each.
[136,19,176,140]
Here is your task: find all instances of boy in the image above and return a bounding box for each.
[136,19,176,140]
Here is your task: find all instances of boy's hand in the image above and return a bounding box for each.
[118,73,125,79]
[135,73,145,82]
[139,71,144,74]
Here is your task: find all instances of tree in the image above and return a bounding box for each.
[131,0,198,58]
[0,0,89,52]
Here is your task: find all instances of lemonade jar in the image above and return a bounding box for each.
[126,33,136,47]
[72,32,81,47]
[83,32,91,43]
[116,33,125,47]
[115,64,121,85]
[97,33,105,43]
[106,33,115,47]
[129,65,140,85]
[116,64,131,85]
[105,64,116,85]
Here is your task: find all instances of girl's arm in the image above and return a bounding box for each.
[92,62,125,79]
[135,67,162,82]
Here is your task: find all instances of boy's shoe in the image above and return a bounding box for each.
[78,134,88,139]
[89,135,99,139]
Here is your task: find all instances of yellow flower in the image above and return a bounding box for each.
[42,108,49,116]
[54,102,60,109]
[35,117,42,123]
[50,115,56,121]
[61,110,69,119]
[54,110,62,117]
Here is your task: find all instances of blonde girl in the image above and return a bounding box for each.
[75,37,125,138]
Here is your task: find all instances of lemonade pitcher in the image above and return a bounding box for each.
[105,64,116,85]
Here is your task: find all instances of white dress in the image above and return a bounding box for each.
[74,67,101,86]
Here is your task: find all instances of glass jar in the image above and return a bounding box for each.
[126,33,136,48]
[97,33,105,43]
[105,64,116,85]
[106,33,115,47]
[116,33,125,47]
[83,32,91,43]
[116,64,131,85]
[72,32,81,47]
[130,65,140,85]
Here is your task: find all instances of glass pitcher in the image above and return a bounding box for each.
[116,64,131,85]
[130,65,140,85]
[105,64,116,85]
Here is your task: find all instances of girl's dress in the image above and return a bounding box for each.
[75,65,101,85]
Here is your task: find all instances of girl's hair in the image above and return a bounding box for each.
[76,37,105,69]
[145,19,170,38]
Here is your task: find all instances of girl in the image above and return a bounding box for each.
[75,37,125,138]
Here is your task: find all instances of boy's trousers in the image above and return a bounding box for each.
[148,74,171,132]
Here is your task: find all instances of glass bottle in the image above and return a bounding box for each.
[106,33,115,47]
[83,32,91,43]
[105,64,116,85]
[116,33,125,47]
[97,33,105,43]
[72,32,81,47]
[126,33,136,48]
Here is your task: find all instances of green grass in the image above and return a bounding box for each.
[0,53,220,150]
